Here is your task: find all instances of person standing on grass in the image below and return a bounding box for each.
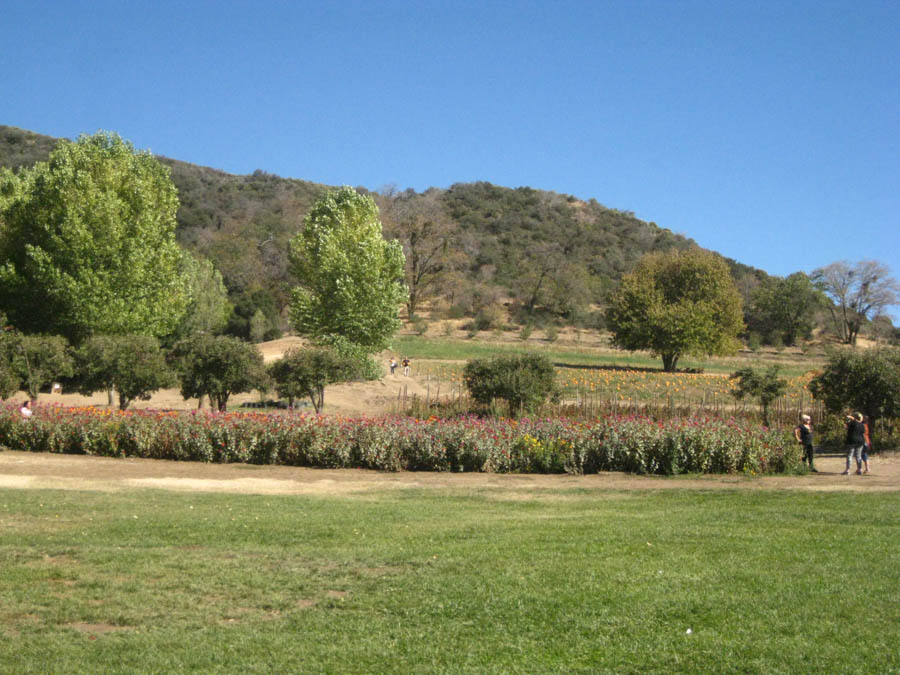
[794,414,817,472]
[843,413,865,475]
[858,413,872,474]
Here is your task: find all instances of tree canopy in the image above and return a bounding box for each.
[172,334,268,412]
[269,346,362,413]
[809,348,900,444]
[289,187,407,351]
[606,249,744,371]
[74,334,175,410]
[0,131,190,342]
[729,366,789,427]
[747,272,823,346]
[463,353,558,417]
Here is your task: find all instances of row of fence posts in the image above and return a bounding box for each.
[395,372,831,428]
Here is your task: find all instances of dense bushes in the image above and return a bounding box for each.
[0,404,800,475]
[463,353,559,416]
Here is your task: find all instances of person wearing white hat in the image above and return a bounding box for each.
[793,414,816,472]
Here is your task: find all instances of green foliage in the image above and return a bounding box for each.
[0,127,778,337]
[225,288,282,342]
[809,348,900,441]
[318,334,382,381]
[289,187,408,352]
[171,334,269,411]
[748,272,823,346]
[463,353,559,417]
[10,334,73,401]
[0,406,797,476]
[0,317,21,398]
[269,346,362,412]
[606,249,744,371]
[0,131,190,342]
[171,253,232,342]
[729,366,789,426]
[74,334,175,409]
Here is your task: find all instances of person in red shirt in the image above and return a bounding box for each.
[857,413,871,474]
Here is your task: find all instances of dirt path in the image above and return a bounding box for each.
[0,450,896,497]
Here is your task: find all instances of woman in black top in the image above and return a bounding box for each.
[794,414,816,472]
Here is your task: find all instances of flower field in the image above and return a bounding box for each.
[412,362,821,425]
[0,403,800,475]
[417,362,816,402]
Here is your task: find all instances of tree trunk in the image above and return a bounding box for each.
[662,352,679,372]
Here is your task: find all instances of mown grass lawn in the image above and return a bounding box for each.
[1,485,897,673]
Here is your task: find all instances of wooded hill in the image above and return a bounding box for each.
[0,125,766,336]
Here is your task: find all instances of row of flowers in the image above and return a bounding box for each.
[0,404,800,475]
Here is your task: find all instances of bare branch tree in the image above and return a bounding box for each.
[811,260,899,345]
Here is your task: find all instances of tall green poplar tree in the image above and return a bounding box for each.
[0,131,190,342]
[289,187,407,351]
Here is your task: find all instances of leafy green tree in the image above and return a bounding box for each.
[0,131,190,342]
[748,272,824,346]
[809,348,900,445]
[11,334,73,402]
[75,334,175,410]
[606,249,744,372]
[171,254,232,341]
[0,317,21,399]
[729,366,789,426]
[289,187,407,351]
[172,334,269,412]
[463,353,558,417]
[269,346,362,412]
[225,288,282,342]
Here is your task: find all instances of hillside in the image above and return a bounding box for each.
[0,125,766,333]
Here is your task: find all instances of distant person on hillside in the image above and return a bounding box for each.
[389,357,397,375]
[793,414,816,472]
[19,400,32,420]
[858,413,871,474]
[843,414,865,475]
[402,357,410,377]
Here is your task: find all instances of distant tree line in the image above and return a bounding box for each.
[1,125,896,354]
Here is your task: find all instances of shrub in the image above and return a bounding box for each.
[412,316,429,336]
[463,353,559,417]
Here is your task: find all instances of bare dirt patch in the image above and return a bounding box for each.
[0,450,896,496]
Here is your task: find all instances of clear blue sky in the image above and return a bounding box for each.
[2,0,898,286]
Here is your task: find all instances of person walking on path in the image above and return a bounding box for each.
[843,414,866,475]
[389,357,397,376]
[794,414,817,472]
[858,413,872,474]
[402,357,410,377]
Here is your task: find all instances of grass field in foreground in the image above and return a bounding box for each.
[1,486,898,673]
